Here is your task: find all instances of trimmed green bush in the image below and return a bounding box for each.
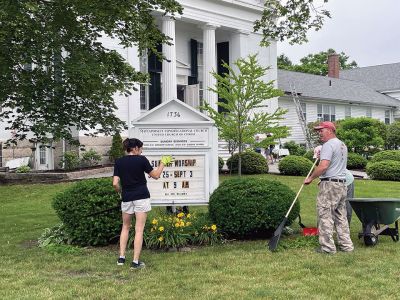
[81,149,102,167]
[218,157,225,173]
[52,178,121,246]
[347,152,368,170]
[59,151,80,170]
[283,141,306,156]
[226,151,268,174]
[209,177,298,238]
[16,165,31,173]
[303,150,314,162]
[371,150,400,163]
[278,155,313,176]
[366,160,400,181]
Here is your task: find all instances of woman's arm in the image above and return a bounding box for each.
[112,176,121,193]
[149,163,165,179]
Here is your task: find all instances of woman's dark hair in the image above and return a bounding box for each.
[123,138,143,153]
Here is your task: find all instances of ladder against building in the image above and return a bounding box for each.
[290,83,314,150]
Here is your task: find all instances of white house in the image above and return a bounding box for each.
[0,0,277,170]
[277,54,400,146]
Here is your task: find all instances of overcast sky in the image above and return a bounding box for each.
[277,0,400,67]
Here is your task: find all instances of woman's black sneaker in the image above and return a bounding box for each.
[117,257,125,266]
[130,261,145,269]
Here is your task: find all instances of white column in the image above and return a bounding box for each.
[202,24,218,111]
[162,15,177,102]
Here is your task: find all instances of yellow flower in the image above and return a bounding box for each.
[174,217,180,223]
[180,221,185,227]
[177,212,184,218]
[151,219,158,225]
[158,236,164,241]
[158,226,164,232]
[186,214,191,219]
[175,222,180,228]
[186,222,192,226]
[211,224,217,231]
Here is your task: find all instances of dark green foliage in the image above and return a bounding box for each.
[336,117,387,155]
[109,132,125,162]
[371,150,400,163]
[59,151,80,170]
[277,49,357,76]
[347,152,367,170]
[283,141,306,156]
[209,177,299,238]
[81,149,102,167]
[278,155,313,176]
[366,161,400,181]
[52,178,121,246]
[303,150,314,162]
[386,121,400,149]
[218,157,225,173]
[226,151,268,174]
[0,0,182,145]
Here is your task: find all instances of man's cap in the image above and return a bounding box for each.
[314,121,336,131]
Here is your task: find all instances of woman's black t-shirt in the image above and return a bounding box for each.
[113,155,154,202]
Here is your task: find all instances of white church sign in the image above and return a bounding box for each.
[130,99,218,206]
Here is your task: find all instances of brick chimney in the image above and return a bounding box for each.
[327,53,340,78]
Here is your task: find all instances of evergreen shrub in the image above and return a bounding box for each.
[366,160,400,181]
[370,150,400,163]
[59,151,80,170]
[218,157,225,173]
[81,149,102,167]
[226,151,268,174]
[347,152,367,170]
[109,132,125,162]
[52,178,121,246]
[278,155,313,176]
[283,141,306,156]
[209,177,299,238]
[303,150,314,162]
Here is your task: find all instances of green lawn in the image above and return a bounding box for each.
[1,175,400,299]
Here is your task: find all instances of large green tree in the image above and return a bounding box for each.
[278,49,358,75]
[0,0,329,146]
[0,0,182,145]
[255,0,331,46]
[202,54,289,176]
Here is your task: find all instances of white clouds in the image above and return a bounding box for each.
[277,0,400,67]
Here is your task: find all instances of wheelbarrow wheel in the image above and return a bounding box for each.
[364,234,378,246]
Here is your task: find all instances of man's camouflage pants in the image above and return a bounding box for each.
[317,181,354,253]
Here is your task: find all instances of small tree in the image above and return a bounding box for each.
[386,121,400,150]
[202,54,289,176]
[336,117,387,156]
[109,132,125,162]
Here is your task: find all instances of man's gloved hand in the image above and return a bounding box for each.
[161,155,174,165]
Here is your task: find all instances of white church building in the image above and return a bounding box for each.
[0,0,278,170]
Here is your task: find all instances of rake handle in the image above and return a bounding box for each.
[284,158,319,218]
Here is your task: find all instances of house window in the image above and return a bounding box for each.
[0,143,2,168]
[199,81,204,106]
[317,104,336,121]
[300,102,307,121]
[197,42,203,66]
[140,84,147,110]
[366,107,372,118]
[345,106,351,119]
[39,147,46,165]
[385,110,391,124]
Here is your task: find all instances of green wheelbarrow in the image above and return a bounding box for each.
[349,198,400,246]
